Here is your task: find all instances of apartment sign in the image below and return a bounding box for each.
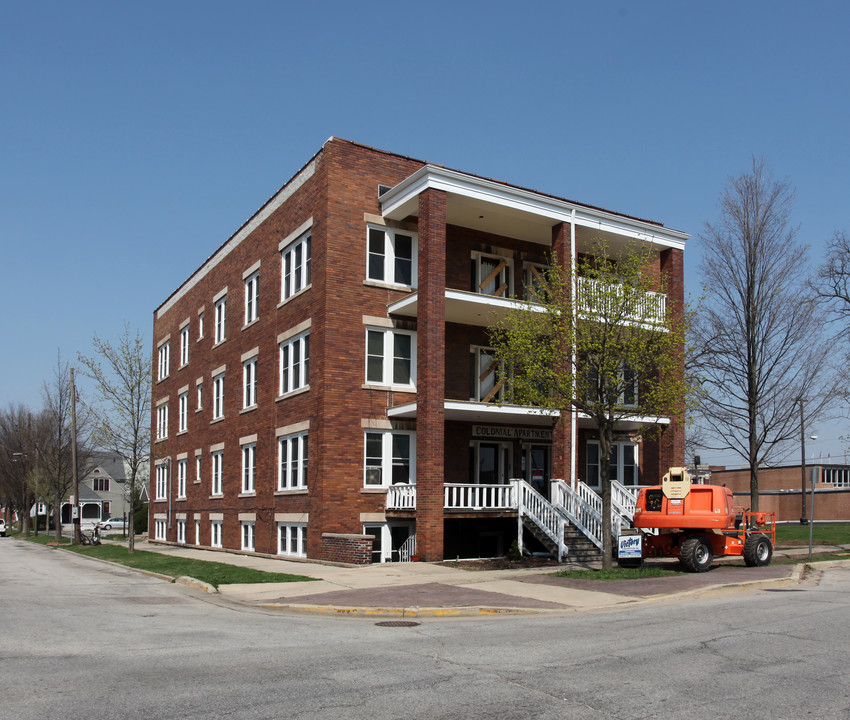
[472,425,553,441]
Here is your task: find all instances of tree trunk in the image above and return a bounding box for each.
[598,427,614,570]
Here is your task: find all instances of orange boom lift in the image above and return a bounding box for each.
[624,467,776,572]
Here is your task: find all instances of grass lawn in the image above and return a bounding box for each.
[774,522,850,545]
[552,566,679,581]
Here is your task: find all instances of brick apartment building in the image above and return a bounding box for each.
[149,138,688,563]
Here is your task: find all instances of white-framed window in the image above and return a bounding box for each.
[278,523,306,557]
[523,262,550,302]
[278,432,308,490]
[243,357,257,408]
[585,362,638,408]
[214,296,226,344]
[195,519,201,545]
[365,328,416,388]
[242,443,256,494]
[198,312,205,339]
[586,440,639,488]
[197,382,203,410]
[180,326,190,366]
[364,431,415,487]
[472,251,513,298]
[155,463,168,500]
[279,333,309,395]
[211,450,223,496]
[244,272,259,325]
[178,392,188,432]
[281,232,311,301]
[211,521,222,548]
[177,459,187,499]
[155,519,167,541]
[195,455,202,483]
[92,477,110,492]
[157,341,170,381]
[177,520,186,544]
[367,226,416,287]
[470,346,506,403]
[156,403,169,440]
[212,374,225,419]
[241,521,255,552]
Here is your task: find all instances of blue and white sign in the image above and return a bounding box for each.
[618,534,643,559]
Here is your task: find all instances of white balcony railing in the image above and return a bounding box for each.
[576,276,666,326]
[386,484,416,509]
[444,483,516,510]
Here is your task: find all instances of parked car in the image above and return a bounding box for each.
[0,518,6,536]
[96,517,128,532]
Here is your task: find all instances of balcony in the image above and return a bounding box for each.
[575,276,666,326]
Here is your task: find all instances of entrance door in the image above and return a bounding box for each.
[471,442,512,484]
[523,444,550,498]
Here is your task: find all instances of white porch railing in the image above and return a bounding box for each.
[576,276,666,326]
[515,479,567,560]
[386,484,416,510]
[444,483,516,510]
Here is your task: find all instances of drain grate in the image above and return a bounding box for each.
[375,620,421,627]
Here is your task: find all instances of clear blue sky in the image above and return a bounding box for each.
[2,1,848,467]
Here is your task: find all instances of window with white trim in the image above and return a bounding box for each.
[365,328,415,388]
[195,519,201,545]
[585,361,638,408]
[241,521,255,552]
[155,463,168,500]
[197,383,203,410]
[242,443,256,493]
[367,226,416,287]
[244,272,259,325]
[523,262,550,303]
[211,521,222,548]
[281,232,311,301]
[278,432,308,490]
[177,520,186,544]
[198,312,205,339]
[243,357,257,408]
[213,374,225,419]
[214,296,226,343]
[157,341,170,381]
[472,251,513,298]
[364,431,415,487]
[180,326,190,366]
[92,477,110,492]
[196,455,202,483]
[155,519,167,541]
[156,403,168,440]
[586,440,639,488]
[177,459,187,499]
[470,346,506,403]
[178,392,188,432]
[279,333,309,395]
[278,523,306,557]
[211,451,223,496]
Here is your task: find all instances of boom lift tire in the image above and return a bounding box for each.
[680,536,713,573]
[743,533,773,567]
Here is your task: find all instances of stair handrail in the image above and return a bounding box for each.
[514,479,567,560]
[611,480,638,522]
[398,533,416,562]
[550,479,603,550]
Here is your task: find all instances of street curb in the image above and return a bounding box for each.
[175,575,218,593]
[256,603,549,617]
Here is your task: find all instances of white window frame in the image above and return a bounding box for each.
[281,231,311,301]
[214,297,226,344]
[469,346,506,403]
[196,455,202,483]
[198,312,205,339]
[277,523,306,557]
[195,519,201,545]
[279,332,309,396]
[243,357,258,409]
[244,272,259,325]
[156,403,169,441]
[365,328,416,389]
[472,250,514,298]
[178,392,188,432]
[586,440,639,488]
[212,374,225,420]
[211,450,223,496]
[241,521,255,552]
[364,431,416,487]
[197,382,203,410]
[157,341,170,381]
[242,443,256,494]
[180,326,190,366]
[155,519,167,541]
[523,262,550,303]
[155,463,168,500]
[278,432,308,490]
[177,459,187,499]
[366,226,417,288]
[177,520,186,544]
[211,521,222,548]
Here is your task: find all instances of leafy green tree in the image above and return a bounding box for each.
[490,240,687,569]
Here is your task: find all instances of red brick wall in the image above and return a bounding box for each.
[320,533,373,565]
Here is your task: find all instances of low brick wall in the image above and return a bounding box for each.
[320,533,373,565]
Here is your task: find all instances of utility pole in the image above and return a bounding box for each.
[71,367,80,543]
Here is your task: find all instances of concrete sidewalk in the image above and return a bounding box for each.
[126,539,848,618]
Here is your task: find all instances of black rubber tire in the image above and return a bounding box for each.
[680,536,714,573]
[104,524,112,530]
[743,533,773,567]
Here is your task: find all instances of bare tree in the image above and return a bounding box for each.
[490,240,687,569]
[78,325,151,552]
[814,230,850,332]
[692,157,835,510]
[0,405,37,534]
